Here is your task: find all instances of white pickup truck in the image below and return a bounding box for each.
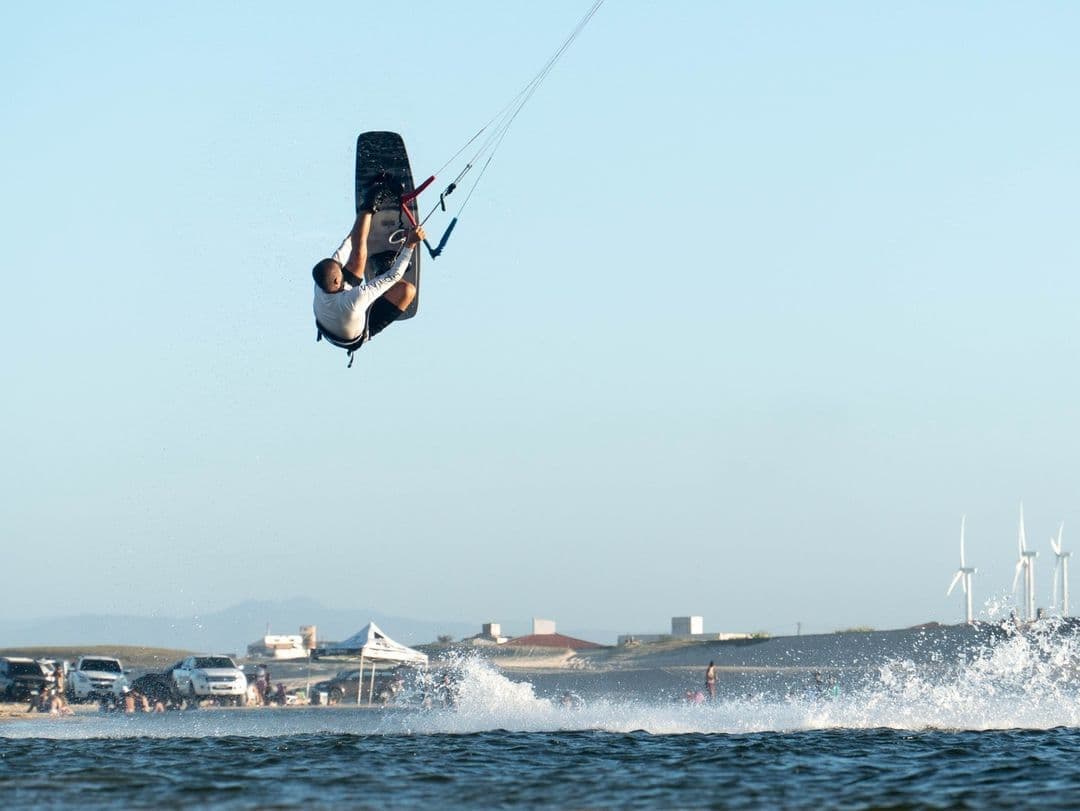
[171,655,247,705]
[69,656,128,702]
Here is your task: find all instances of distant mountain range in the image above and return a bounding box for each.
[0,598,620,654]
[0,598,475,654]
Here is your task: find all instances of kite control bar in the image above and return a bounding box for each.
[392,187,439,258]
[394,175,439,257]
[395,173,462,259]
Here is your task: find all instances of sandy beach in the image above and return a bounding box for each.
[0,702,99,722]
[0,622,1024,725]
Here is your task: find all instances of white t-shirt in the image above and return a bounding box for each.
[313,233,413,342]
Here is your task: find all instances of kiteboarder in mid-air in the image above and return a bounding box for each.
[310,3,603,367]
[311,208,424,353]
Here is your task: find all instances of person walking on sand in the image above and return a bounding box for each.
[705,661,717,701]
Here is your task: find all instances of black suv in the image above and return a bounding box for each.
[313,666,408,705]
[0,657,50,701]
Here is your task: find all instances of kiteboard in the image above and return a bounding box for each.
[354,131,420,320]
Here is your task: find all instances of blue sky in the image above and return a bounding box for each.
[2,2,1079,639]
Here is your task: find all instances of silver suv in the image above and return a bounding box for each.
[69,656,128,702]
[172,655,247,705]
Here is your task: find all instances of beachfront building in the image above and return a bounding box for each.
[460,618,605,650]
[672,616,704,636]
[504,619,604,650]
[617,616,752,646]
[459,622,510,646]
[246,634,308,660]
[246,625,318,659]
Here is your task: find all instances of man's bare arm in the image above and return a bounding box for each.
[342,210,373,277]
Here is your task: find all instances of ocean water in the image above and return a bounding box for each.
[4,628,1080,809]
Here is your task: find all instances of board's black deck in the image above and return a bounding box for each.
[355,131,420,320]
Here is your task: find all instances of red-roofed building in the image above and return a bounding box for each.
[502,632,605,650]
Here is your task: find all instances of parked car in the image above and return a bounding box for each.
[313,668,360,704]
[68,656,128,702]
[0,657,50,702]
[313,666,408,705]
[172,655,247,705]
[129,671,180,707]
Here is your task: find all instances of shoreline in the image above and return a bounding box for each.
[0,700,410,725]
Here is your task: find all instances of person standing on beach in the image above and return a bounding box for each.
[53,664,65,700]
[705,661,717,701]
[254,663,269,704]
[50,667,71,714]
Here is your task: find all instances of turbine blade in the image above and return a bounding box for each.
[947,570,963,596]
[1013,560,1024,592]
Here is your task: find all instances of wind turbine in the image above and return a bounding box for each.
[946,515,976,624]
[1012,503,1037,621]
[1050,522,1070,617]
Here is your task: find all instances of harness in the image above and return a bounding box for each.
[315,320,369,368]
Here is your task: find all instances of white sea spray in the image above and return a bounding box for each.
[6,621,1080,739]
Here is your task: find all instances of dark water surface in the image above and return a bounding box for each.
[4,725,1080,809]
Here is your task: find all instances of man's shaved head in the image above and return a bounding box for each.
[312,258,344,293]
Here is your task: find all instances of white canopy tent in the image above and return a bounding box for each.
[320,622,428,705]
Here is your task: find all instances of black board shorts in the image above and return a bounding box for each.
[366,298,403,339]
